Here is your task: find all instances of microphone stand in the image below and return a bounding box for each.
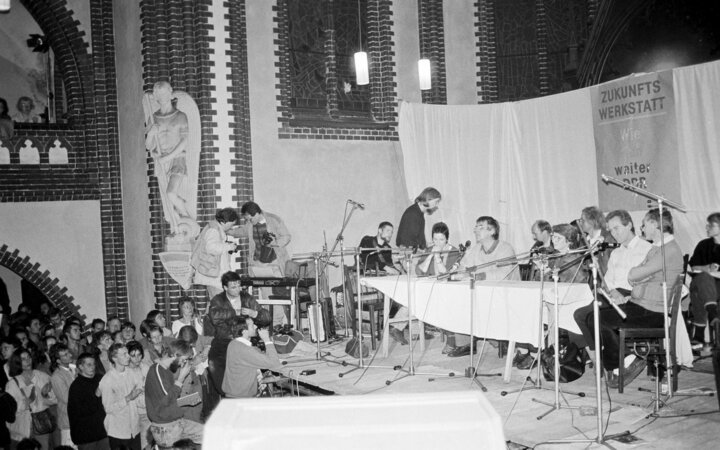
[385,250,455,386]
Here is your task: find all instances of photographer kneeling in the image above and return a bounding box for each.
[223,316,283,398]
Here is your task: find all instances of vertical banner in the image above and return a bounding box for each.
[591,70,681,210]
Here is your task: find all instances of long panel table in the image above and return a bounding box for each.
[361,276,592,381]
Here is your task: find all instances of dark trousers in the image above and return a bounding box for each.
[108,434,140,450]
[596,302,665,370]
[689,272,720,324]
[78,438,111,450]
[574,302,613,349]
[573,288,631,349]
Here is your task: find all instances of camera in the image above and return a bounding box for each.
[261,231,275,246]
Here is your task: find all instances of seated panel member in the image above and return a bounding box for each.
[415,222,459,276]
[358,221,401,275]
[447,216,519,358]
[578,206,615,276]
[687,212,720,348]
[595,208,683,388]
[387,223,453,346]
[530,220,553,254]
[533,223,588,283]
[573,210,652,363]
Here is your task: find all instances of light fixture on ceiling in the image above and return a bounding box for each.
[418,58,431,90]
[354,0,369,85]
[0,0,11,13]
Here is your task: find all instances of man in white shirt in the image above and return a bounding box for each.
[98,343,145,450]
[574,210,652,365]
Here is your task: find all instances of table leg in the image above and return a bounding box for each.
[504,340,516,383]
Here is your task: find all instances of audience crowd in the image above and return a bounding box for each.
[1,275,283,450]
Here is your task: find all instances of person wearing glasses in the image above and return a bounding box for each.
[447,216,519,358]
[687,212,720,350]
[533,223,588,283]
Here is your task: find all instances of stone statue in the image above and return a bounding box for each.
[143,81,201,246]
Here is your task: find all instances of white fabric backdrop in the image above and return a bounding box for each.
[399,89,598,252]
[399,60,720,255]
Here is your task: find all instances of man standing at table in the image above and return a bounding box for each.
[396,187,442,250]
[448,216,518,357]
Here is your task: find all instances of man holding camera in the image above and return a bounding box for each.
[145,340,203,448]
[229,201,291,276]
[223,316,283,398]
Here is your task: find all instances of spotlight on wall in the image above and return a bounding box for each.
[354,51,369,86]
[0,0,10,13]
[418,58,431,90]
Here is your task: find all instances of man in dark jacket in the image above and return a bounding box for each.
[68,352,110,450]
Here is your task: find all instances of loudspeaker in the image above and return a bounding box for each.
[204,390,505,449]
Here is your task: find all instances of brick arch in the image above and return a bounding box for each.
[19,0,92,120]
[0,244,86,322]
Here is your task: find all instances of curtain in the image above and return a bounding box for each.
[398,88,597,252]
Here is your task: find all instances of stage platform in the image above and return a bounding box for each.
[275,330,720,449]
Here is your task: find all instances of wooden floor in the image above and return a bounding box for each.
[276,330,720,449]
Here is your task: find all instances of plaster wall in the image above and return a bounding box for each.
[246,0,420,275]
[113,0,154,322]
[0,200,107,321]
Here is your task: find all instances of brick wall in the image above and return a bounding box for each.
[274,0,399,141]
[418,0,447,104]
[0,245,85,322]
[475,0,498,103]
[140,0,253,317]
[1,0,128,320]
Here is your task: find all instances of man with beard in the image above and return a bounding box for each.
[358,222,401,274]
[144,340,202,448]
[68,353,109,449]
[396,187,442,250]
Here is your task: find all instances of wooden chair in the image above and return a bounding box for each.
[344,266,384,350]
[617,274,685,393]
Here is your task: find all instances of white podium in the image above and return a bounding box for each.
[204,390,505,449]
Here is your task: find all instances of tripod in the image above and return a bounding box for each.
[339,253,397,378]
[532,269,584,419]
[385,251,454,385]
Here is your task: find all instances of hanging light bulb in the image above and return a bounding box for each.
[418,58,431,90]
[0,0,10,12]
[354,51,369,85]
[353,0,368,85]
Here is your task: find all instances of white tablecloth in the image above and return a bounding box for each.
[361,276,591,346]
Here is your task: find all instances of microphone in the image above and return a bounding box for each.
[458,240,471,252]
[347,199,365,210]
